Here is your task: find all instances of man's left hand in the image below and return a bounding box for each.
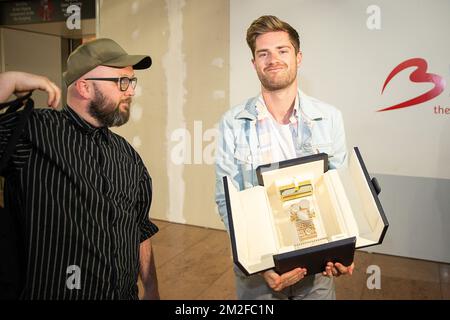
[322,262,354,277]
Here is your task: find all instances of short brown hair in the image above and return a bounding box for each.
[246,15,300,58]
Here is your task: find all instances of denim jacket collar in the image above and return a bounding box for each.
[299,91,326,121]
[235,89,325,122]
[235,96,258,120]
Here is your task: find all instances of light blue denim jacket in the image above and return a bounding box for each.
[215,90,348,231]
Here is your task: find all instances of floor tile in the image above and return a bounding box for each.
[151,223,213,247]
[361,276,441,300]
[152,219,172,231]
[441,283,450,299]
[196,268,237,300]
[139,221,448,300]
[335,269,366,300]
[153,243,184,268]
[157,231,233,300]
[369,253,440,283]
[440,263,450,283]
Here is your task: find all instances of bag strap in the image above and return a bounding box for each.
[0,92,34,175]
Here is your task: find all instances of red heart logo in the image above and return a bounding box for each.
[378,58,445,112]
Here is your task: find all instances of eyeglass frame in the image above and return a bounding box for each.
[84,77,137,92]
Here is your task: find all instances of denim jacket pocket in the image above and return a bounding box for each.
[311,142,333,158]
[234,145,253,163]
[234,146,255,187]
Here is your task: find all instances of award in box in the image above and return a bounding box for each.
[223,147,388,276]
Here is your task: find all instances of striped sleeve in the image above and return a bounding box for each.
[137,166,158,242]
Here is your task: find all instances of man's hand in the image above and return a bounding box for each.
[322,262,354,277]
[261,267,307,292]
[0,71,61,108]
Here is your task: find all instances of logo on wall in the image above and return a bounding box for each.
[377,58,446,112]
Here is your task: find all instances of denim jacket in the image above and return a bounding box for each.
[215,90,347,231]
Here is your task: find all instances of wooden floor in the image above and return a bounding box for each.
[143,219,450,300]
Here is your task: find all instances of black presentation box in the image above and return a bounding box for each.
[223,147,388,276]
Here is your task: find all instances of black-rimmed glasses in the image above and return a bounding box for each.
[84,77,137,92]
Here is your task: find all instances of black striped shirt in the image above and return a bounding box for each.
[0,105,158,299]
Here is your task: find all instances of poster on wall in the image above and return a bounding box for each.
[0,0,95,26]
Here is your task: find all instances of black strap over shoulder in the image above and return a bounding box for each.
[0,92,34,175]
[0,92,34,299]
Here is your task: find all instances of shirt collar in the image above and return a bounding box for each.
[236,92,301,122]
[254,94,300,124]
[62,105,111,140]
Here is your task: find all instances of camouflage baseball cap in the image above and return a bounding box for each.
[63,38,152,86]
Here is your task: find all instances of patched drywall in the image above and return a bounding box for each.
[98,0,229,230]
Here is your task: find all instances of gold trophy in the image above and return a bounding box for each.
[279,180,313,202]
[289,199,317,242]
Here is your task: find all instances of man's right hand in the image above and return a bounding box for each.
[0,71,61,108]
[261,267,307,292]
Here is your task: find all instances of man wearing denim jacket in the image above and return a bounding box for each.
[215,15,354,300]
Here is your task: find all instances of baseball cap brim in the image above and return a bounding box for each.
[103,54,152,70]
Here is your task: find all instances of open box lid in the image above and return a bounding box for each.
[223,177,276,275]
[334,147,389,248]
[223,147,388,275]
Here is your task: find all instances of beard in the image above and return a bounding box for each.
[256,62,297,91]
[88,84,131,127]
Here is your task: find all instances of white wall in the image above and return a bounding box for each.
[230,0,450,262]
